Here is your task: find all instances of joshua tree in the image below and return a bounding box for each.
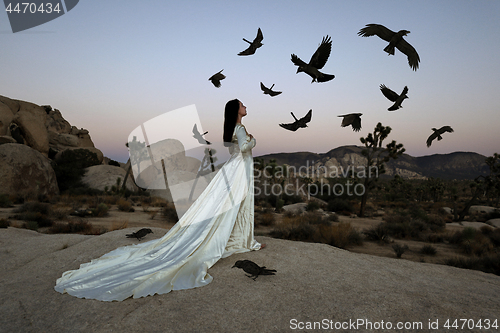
[358,122,405,217]
[457,153,500,221]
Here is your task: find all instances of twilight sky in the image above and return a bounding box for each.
[1,0,499,163]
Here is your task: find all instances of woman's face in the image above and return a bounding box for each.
[238,101,247,118]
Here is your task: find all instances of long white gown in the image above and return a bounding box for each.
[54,124,261,301]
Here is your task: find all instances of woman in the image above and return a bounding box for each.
[54,99,263,301]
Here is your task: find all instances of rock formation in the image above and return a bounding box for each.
[0,143,59,197]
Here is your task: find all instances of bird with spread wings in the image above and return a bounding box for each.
[426,126,454,147]
[279,109,312,131]
[260,82,282,97]
[238,28,264,56]
[192,124,211,145]
[338,113,362,132]
[358,24,420,71]
[208,69,225,88]
[380,84,409,111]
[291,35,335,83]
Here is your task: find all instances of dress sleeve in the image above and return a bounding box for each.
[235,125,256,153]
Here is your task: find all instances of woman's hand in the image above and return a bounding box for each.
[248,134,254,140]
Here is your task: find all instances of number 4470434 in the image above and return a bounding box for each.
[5,2,61,14]
[443,319,498,330]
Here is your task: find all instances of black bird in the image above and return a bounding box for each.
[291,35,335,83]
[126,228,153,241]
[209,69,225,88]
[238,28,264,56]
[260,82,282,97]
[232,260,276,281]
[426,126,454,147]
[279,109,312,131]
[380,84,409,111]
[358,24,420,71]
[338,113,362,132]
[192,124,211,145]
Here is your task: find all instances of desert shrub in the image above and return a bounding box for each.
[53,149,100,192]
[23,221,39,230]
[420,245,437,255]
[162,202,178,222]
[326,199,353,213]
[445,254,500,276]
[275,199,285,212]
[0,194,13,208]
[303,211,330,226]
[270,222,316,242]
[13,201,53,227]
[52,207,71,220]
[49,220,103,234]
[306,200,321,212]
[363,223,390,243]
[270,214,361,248]
[318,223,363,249]
[449,227,494,256]
[0,218,10,228]
[117,198,133,212]
[328,213,339,223]
[90,203,109,217]
[256,212,275,226]
[392,243,409,258]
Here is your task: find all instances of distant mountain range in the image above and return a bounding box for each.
[256,145,490,180]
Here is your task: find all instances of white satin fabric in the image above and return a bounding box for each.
[54,124,261,301]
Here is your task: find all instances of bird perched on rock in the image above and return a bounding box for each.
[126,228,153,241]
[291,35,335,83]
[279,109,312,131]
[380,84,409,111]
[358,24,420,71]
[232,260,276,280]
[238,28,264,56]
[260,82,282,97]
[338,113,362,132]
[209,69,225,88]
[426,126,454,147]
[192,124,211,145]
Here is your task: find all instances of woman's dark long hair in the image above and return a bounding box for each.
[223,99,240,145]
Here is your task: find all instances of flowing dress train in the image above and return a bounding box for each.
[54,124,261,301]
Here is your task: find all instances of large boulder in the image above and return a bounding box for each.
[0,143,59,198]
[81,165,138,192]
[12,100,49,156]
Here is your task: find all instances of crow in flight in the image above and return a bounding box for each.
[338,113,362,132]
[279,109,312,131]
[209,69,225,88]
[291,35,335,83]
[260,82,282,97]
[358,24,420,71]
[232,260,276,280]
[426,126,454,147]
[238,28,264,56]
[192,124,211,145]
[380,84,409,111]
[126,228,153,241]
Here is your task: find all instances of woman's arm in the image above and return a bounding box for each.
[235,125,256,153]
